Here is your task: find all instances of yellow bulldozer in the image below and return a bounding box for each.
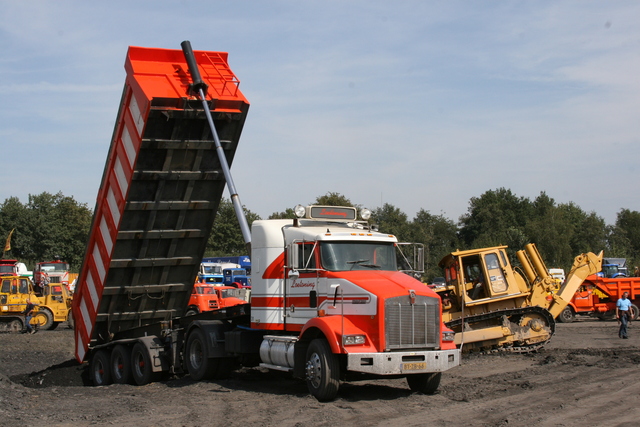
[432,243,602,352]
[0,273,73,332]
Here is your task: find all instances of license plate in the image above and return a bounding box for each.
[402,362,426,371]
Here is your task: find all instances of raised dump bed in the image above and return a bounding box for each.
[72,46,249,362]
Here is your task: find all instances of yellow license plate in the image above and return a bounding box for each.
[402,362,426,371]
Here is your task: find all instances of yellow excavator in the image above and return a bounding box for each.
[433,243,602,352]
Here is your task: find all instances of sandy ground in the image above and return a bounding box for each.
[1,319,639,427]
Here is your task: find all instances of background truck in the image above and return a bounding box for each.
[434,243,602,351]
[0,273,73,331]
[203,255,251,274]
[599,258,628,278]
[198,262,225,283]
[34,258,71,290]
[72,42,459,402]
[558,275,640,323]
[185,282,250,316]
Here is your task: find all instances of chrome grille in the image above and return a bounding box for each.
[385,295,439,350]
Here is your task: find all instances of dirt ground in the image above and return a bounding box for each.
[1,319,639,427]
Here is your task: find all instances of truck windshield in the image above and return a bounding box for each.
[40,263,69,272]
[320,242,397,271]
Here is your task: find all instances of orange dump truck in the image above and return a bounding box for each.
[558,275,640,322]
[72,42,459,402]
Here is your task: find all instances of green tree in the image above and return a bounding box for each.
[411,209,459,280]
[371,203,410,241]
[608,209,640,272]
[458,188,532,249]
[205,198,261,256]
[313,192,354,207]
[0,192,92,271]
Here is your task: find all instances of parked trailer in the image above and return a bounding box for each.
[558,275,640,323]
[73,43,459,401]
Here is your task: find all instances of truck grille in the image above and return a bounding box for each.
[49,277,61,283]
[385,295,439,350]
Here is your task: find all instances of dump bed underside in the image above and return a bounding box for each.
[73,46,249,360]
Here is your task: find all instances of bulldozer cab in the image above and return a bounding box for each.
[440,246,524,305]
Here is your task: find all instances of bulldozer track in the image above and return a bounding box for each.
[447,306,556,353]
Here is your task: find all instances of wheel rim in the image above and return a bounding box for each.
[94,359,106,383]
[190,340,204,370]
[114,355,124,379]
[306,352,322,389]
[133,352,145,377]
[34,313,47,326]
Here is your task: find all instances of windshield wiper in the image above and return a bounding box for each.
[346,259,380,269]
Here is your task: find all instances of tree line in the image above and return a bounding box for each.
[2,189,639,280]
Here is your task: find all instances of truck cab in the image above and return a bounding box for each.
[198,262,224,283]
[242,205,459,400]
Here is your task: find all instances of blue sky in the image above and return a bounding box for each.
[1,1,638,225]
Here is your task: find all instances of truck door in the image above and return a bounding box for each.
[286,242,319,326]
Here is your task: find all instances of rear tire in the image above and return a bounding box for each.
[33,308,54,330]
[185,328,217,380]
[407,372,441,394]
[90,349,112,386]
[111,344,133,384]
[305,338,340,402]
[557,307,575,323]
[131,342,159,385]
[630,304,639,321]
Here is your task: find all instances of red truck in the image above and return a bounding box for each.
[72,42,459,401]
[557,275,640,322]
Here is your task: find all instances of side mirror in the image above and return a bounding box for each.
[287,242,299,270]
[288,270,300,280]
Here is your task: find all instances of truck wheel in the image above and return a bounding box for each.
[131,342,159,385]
[630,304,640,321]
[33,308,54,330]
[8,319,23,333]
[185,308,198,316]
[407,372,441,394]
[90,349,112,386]
[111,344,133,384]
[186,328,217,380]
[557,307,575,323]
[305,338,340,402]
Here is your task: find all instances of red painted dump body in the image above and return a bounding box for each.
[72,46,249,362]
[569,275,640,318]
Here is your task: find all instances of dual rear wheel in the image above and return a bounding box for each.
[90,343,159,386]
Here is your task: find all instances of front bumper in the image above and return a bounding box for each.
[346,348,460,375]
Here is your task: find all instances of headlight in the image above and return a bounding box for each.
[360,208,371,220]
[294,204,306,218]
[442,331,455,342]
[343,335,366,345]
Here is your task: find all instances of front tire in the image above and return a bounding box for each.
[407,372,441,394]
[90,349,112,386]
[557,307,575,323]
[305,338,340,402]
[33,308,54,330]
[111,344,133,384]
